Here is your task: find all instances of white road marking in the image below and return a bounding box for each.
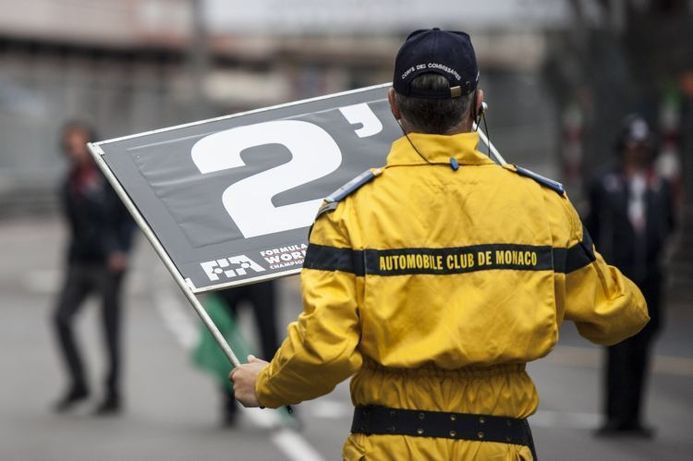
[153,283,325,461]
[305,399,352,419]
[652,354,693,376]
[23,270,60,294]
[153,289,199,350]
[546,345,693,377]
[530,410,601,429]
[272,429,324,461]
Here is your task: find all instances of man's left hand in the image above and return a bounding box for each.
[229,355,268,407]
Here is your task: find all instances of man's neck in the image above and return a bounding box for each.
[401,120,471,136]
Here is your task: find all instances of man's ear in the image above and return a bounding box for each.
[388,88,401,121]
[474,89,485,119]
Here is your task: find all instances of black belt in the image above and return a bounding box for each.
[351,405,537,456]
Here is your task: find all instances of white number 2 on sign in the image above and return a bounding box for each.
[191,103,383,238]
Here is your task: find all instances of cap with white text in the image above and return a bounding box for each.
[393,28,478,99]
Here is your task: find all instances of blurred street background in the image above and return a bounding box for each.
[0,1,692,460]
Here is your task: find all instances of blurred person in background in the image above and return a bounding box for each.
[587,115,676,437]
[52,121,136,415]
[216,281,279,426]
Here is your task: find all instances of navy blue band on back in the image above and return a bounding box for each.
[303,231,596,277]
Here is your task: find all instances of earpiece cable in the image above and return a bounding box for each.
[398,120,434,166]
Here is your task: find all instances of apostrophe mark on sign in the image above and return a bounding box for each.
[339,103,383,138]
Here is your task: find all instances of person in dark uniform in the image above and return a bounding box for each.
[216,281,279,425]
[588,115,676,437]
[52,121,136,415]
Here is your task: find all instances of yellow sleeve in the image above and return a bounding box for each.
[561,201,649,345]
[255,205,363,408]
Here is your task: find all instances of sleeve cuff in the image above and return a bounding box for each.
[255,366,283,409]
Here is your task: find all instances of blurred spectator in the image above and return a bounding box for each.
[216,281,279,426]
[587,115,676,437]
[52,121,136,415]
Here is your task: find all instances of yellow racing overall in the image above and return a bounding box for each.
[255,132,649,460]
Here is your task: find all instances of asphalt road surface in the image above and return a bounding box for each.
[1,217,691,460]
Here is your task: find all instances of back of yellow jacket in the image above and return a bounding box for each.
[255,131,648,457]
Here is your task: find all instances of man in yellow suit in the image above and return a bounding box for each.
[231,28,648,460]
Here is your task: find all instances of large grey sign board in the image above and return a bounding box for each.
[89,84,409,293]
[89,83,502,367]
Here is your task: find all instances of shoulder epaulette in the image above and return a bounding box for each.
[315,167,383,219]
[505,164,565,195]
[315,200,339,218]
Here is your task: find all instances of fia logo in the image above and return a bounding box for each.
[200,255,266,281]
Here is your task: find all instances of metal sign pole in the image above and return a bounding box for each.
[88,142,241,368]
[474,119,506,166]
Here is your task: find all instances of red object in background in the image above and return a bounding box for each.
[680,71,693,98]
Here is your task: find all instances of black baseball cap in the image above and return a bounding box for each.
[393,28,479,99]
